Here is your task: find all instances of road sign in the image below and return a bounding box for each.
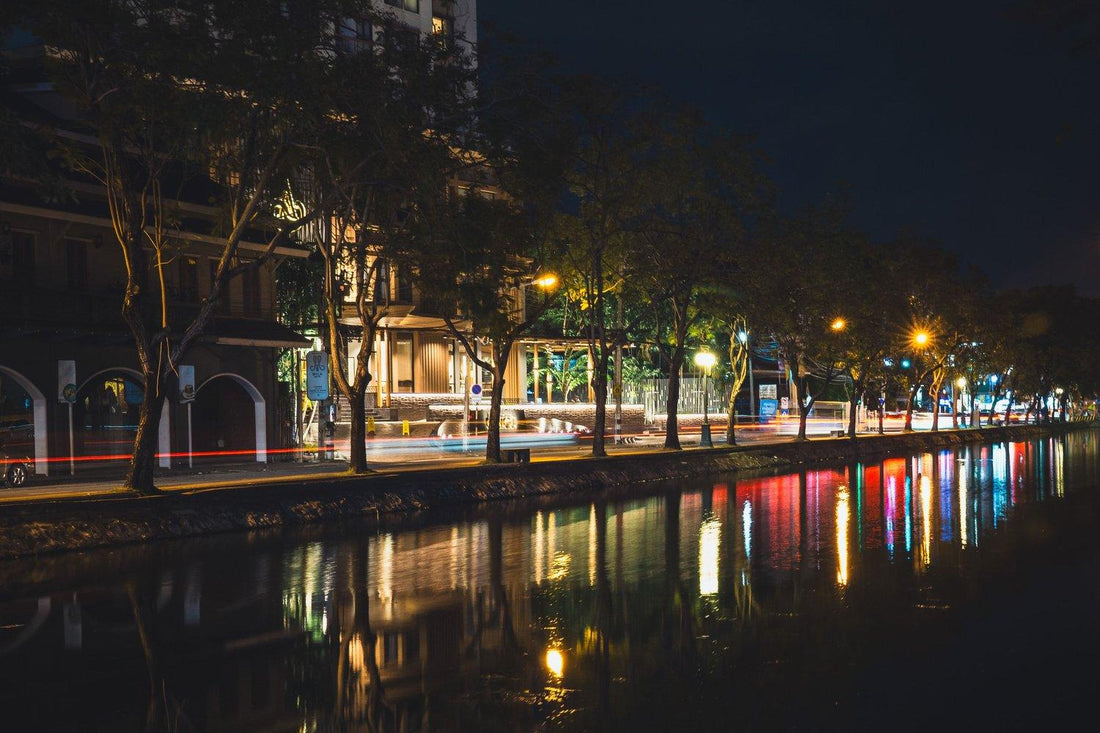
[58,360,76,404]
[179,365,196,403]
[780,396,789,410]
[306,351,329,401]
[759,398,778,422]
[759,383,777,400]
[470,383,483,404]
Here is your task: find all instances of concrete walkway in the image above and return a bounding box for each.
[0,425,872,505]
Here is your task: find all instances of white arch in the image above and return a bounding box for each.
[0,365,49,476]
[77,368,170,468]
[196,372,267,462]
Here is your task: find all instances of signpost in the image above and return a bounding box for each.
[180,365,195,467]
[58,360,76,475]
[306,351,329,401]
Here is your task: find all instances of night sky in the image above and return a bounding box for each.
[479,0,1100,295]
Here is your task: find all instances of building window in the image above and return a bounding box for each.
[395,334,413,392]
[65,239,88,291]
[179,257,199,302]
[381,24,419,53]
[396,266,413,302]
[337,16,372,54]
[385,0,419,13]
[372,261,390,303]
[432,14,453,46]
[1,229,35,282]
[242,265,261,317]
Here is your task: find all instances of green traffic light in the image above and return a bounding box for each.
[901,359,911,369]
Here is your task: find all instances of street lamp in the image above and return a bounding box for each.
[956,376,967,428]
[912,330,930,348]
[694,349,717,448]
[831,318,846,332]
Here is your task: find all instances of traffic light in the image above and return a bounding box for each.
[900,358,911,369]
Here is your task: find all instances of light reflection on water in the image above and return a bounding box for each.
[1,431,1100,731]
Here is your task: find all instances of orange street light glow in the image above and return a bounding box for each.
[913,331,930,347]
[831,318,846,331]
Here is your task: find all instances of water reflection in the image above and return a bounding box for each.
[1,432,1099,730]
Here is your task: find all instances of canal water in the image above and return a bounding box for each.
[3,431,1100,731]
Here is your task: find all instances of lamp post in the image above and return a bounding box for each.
[739,330,754,422]
[694,350,716,448]
[955,376,967,428]
[517,273,558,405]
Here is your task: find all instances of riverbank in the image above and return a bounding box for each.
[0,423,1091,560]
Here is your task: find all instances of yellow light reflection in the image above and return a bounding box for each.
[545,648,564,679]
[699,514,721,595]
[548,552,571,581]
[1055,441,1065,497]
[534,511,544,585]
[589,504,597,586]
[836,485,850,588]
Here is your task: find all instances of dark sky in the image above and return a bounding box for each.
[479,0,1100,295]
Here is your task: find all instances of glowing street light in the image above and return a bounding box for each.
[831,318,846,332]
[694,350,717,448]
[912,330,930,348]
[545,648,564,679]
[532,273,559,289]
[956,376,967,389]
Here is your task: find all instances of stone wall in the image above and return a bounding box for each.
[0,423,1089,561]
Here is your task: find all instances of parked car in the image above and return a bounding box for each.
[0,419,34,488]
[1,448,32,488]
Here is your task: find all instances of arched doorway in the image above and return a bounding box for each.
[0,366,48,475]
[76,369,170,469]
[193,373,267,463]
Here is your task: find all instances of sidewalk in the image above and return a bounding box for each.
[0,428,805,504]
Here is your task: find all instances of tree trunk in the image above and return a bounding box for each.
[904,383,919,432]
[664,341,686,450]
[485,361,506,464]
[591,349,610,457]
[726,399,737,446]
[125,376,165,495]
[930,378,943,432]
[347,384,368,473]
[846,382,860,440]
[797,393,815,441]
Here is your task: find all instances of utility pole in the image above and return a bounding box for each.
[614,287,623,444]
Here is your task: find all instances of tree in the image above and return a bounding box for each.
[416,193,561,462]
[556,78,654,456]
[313,13,477,473]
[638,109,763,449]
[746,204,856,441]
[895,244,980,433]
[9,0,399,491]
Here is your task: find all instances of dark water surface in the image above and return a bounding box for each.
[4,432,1100,731]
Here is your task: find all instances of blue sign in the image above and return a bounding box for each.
[759,398,778,422]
